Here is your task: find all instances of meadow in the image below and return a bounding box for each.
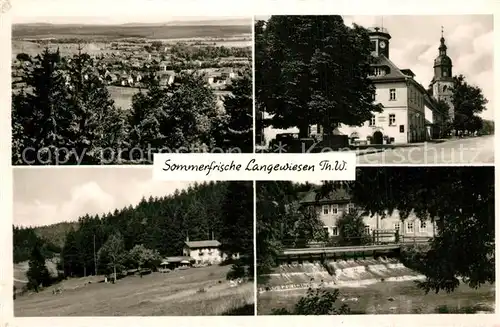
[15,265,254,316]
[257,281,495,315]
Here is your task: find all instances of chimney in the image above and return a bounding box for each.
[212,231,214,240]
[186,233,189,242]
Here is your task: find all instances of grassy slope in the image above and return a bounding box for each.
[257,281,495,315]
[15,265,254,316]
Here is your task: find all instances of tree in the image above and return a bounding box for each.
[216,66,253,153]
[128,71,218,160]
[335,210,371,246]
[98,232,126,283]
[434,99,452,137]
[26,242,51,292]
[256,181,300,282]
[220,182,254,279]
[478,119,494,136]
[65,51,127,164]
[282,203,326,248]
[16,53,31,62]
[256,16,382,137]
[272,288,350,315]
[452,74,488,135]
[12,48,73,164]
[318,167,494,293]
[129,244,162,276]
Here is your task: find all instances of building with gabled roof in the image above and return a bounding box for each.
[333,26,449,144]
[299,186,437,243]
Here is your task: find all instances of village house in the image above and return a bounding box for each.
[299,187,437,243]
[183,240,223,264]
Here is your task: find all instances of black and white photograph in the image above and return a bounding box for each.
[255,15,494,164]
[256,167,495,314]
[13,168,254,316]
[11,2,253,165]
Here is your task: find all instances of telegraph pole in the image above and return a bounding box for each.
[94,234,97,276]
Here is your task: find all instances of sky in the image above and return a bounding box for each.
[13,168,192,227]
[11,0,251,25]
[257,15,494,120]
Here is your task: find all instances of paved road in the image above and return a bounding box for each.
[357,135,494,165]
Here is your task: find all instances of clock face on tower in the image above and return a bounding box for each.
[379,41,386,49]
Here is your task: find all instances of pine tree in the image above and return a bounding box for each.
[26,242,51,292]
[220,182,254,279]
[12,48,72,164]
[65,49,127,164]
[219,67,253,153]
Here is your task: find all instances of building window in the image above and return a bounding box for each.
[348,203,355,213]
[332,226,339,236]
[364,225,371,235]
[394,222,400,232]
[323,226,330,235]
[443,71,447,77]
[400,125,405,133]
[420,220,427,231]
[332,204,338,214]
[322,205,329,215]
[406,222,414,233]
[369,115,376,126]
[389,114,396,126]
[389,89,396,101]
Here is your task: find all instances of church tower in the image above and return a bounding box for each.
[431,27,454,119]
[369,27,391,58]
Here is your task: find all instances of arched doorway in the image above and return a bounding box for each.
[372,131,383,144]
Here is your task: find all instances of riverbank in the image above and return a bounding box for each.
[257,280,495,315]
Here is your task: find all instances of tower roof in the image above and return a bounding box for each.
[368,26,391,40]
[434,26,452,67]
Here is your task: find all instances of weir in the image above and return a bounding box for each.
[259,244,429,293]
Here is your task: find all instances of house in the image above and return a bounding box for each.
[159,256,194,271]
[299,186,437,243]
[183,240,223,264]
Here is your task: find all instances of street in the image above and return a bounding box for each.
[357,135,494,165]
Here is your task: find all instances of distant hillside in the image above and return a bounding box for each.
[33,221,80,249]
[13,221,79,263]
[12,24,251,40]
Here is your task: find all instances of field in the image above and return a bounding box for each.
[257,281,495,315]
[15,265,254,316]
[108,86,143,110]
[12,24,252,40]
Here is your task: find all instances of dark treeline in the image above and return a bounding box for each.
[14,181,254,283]
[12,48,253,165]
[168,43,251,60]
[13,227,61,263]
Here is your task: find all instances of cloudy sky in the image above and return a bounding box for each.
[257,15,494,120]
[11,0,250,24]
[13,168,192,227]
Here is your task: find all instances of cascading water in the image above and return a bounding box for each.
[259,258,425,292]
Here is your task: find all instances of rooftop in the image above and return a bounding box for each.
[185,240,221,248]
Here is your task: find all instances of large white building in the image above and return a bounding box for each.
[263,26,452,145]
[300,187,437,242]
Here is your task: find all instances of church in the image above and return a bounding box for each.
[263,25,454,146]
